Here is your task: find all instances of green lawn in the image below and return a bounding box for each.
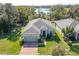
[0,31,22,54]
[70,42,79,55]
[38,41,79,55]
[38,41,58,55]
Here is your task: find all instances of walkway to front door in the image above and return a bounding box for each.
[19,42,38,55]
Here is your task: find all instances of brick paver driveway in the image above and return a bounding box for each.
[19,42,38,55]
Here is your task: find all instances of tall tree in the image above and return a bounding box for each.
[0,3,19,34]
[50,5,70,20]
[16,6,36,26]
[5,3,19,25]
[69,5,79,21]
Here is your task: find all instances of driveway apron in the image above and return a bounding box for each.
[19,42,38,55]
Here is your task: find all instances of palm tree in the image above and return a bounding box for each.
[62,26,75,41]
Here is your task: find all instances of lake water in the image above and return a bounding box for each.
[35,8,50,14]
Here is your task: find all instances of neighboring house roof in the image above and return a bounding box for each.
[55,18,79,33]
[22,18,53,34]
[70,20,79,29]
[54,18,75,29]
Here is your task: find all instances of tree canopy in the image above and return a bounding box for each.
[16,6,36,26]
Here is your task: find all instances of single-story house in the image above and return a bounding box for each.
[55,18,79,40]
[21,18,54,42]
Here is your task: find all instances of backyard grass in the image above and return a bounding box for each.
[0,30,22,54]
[38,41,58,55]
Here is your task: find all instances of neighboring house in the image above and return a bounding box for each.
[55,18,79,40]
[21,18,54,42]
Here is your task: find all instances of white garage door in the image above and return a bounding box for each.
[23,34,40,42]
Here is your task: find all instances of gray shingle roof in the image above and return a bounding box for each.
[55,18,79,33]
[22,18,53,34]
[70,20,79,29]
[24,25,40,34]
[55,18,74,29]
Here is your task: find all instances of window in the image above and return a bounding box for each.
[43,31,46,37]
[78,33,79,37]
[77,33,79,40]
[47,31,52,39]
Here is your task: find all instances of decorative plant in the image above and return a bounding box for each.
[52,43,69,56]
[62,26,75,41]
